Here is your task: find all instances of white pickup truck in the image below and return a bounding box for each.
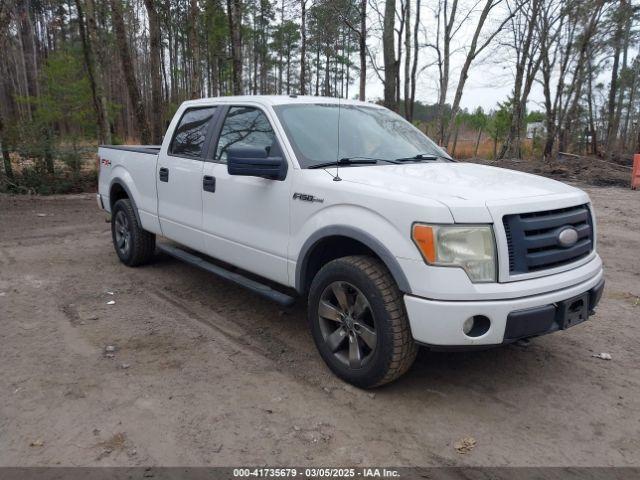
[97,95,604,388]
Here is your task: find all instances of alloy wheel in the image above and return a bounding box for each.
[114,210,131,257]
[318,281,377,369]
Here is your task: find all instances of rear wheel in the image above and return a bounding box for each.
[308,255,417,388]
[111,199,155,266]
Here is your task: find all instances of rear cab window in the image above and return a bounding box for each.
[169,106,217,158]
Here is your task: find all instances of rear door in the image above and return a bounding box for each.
[157,105,220,251]
[201,105,291,286]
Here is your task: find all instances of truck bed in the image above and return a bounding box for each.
[99,145,161,155]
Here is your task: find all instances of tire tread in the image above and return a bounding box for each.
[112,199,155,266]
[309,255,417,388]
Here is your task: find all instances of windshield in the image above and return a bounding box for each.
[273,103,451,168]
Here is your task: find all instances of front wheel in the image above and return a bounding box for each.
[308,255,417,388]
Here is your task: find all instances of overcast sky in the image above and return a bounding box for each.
[358,0,548,113]
[364,61,547,112]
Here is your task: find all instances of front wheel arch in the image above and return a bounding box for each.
[295,227,412,295]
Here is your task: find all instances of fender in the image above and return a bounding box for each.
[109,177,143,226]
[295,225,412,294]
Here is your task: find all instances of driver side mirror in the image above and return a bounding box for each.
[227,146,287,181]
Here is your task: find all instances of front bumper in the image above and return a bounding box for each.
[404,268,605,347]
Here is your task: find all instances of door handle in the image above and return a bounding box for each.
[159,167,169,182]
[203,175,216,193]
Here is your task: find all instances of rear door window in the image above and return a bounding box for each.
[170,106,217,158]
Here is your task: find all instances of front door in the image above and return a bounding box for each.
[157,105,219,251]
[201,105,291,286]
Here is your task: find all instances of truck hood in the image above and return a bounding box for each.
[336,162,578,202]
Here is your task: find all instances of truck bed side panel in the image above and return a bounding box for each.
[98,147,161,235]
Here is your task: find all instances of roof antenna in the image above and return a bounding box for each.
[334,96,342,182]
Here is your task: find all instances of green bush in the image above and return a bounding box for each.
[1,163,97,195]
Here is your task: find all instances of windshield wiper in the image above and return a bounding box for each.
[308,157,398,169]
[393,153,440,162]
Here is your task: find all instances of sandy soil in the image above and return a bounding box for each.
[0,185,639,467]
[470,155,633,188]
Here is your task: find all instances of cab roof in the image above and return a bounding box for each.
[180,95,384,109]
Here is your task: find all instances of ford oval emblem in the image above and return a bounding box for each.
[558,227,579,247]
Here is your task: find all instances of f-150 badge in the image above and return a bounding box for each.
[293,193,324,203]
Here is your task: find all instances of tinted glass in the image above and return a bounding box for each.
[215,107,277,163]
[170,107,217,157]
[274,104,450,168]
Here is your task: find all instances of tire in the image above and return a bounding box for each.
[308,255,418,388]
[111,198,156,266]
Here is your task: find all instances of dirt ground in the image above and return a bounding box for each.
[0,184,639,467]
[470,155,633,188]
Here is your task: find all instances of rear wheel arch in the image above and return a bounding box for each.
[295,226,412,295]
[109,179,142,226]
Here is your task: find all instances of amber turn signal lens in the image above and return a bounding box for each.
[412,224,436,263]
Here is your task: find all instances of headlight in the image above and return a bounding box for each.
[411,224,497,282]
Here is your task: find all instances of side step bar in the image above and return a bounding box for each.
[157,243,296,307]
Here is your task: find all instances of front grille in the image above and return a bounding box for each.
[503,204,593,275]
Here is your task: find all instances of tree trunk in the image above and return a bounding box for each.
[587,58,598,155]
[436,0,458,144]
[324,48,330,96]
[109,0,151,144]
[500,0,540,159]
[18,0,39,101]
[382,0,397,111]
[613,4,631,150]
[167,20,176,101]
[17,0,38,121]
[286,49,291,94]
[227,0,243,95]
[621,58,638,150]
[604,0,625,155]
[541,58,556,159]
[403,0,411,119]
[278,0,284,94]
[451,122,459,156]
[76,0,111,144]
[444,0,509,147]
[252,14,259,95]
[561,3,603,153]
[189,0,201,98]
[144,0,163,144]
[473,128,482,158]
[606,0,632,158]
[315,47,320,96]
[0,116,14,181]
[44,129,54,174]
[358,0,366,101]
[300,0,307,95]
[408,0,420,121]
[395,0,404,106]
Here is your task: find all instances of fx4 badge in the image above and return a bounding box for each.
[293,193,324,203]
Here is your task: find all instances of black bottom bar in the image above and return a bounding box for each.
[157,243,296,307]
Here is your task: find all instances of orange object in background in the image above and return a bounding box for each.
[633,154,640,190]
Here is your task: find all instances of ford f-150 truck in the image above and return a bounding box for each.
[97,95,605,388]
